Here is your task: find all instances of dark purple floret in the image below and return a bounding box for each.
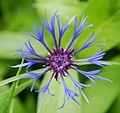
[46,48,74,80]
[12,12,112,111]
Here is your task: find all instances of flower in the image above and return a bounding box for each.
[12,12,111,109]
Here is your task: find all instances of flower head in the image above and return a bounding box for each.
[13,12,111,110]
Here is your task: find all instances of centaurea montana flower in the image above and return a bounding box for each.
[13,12,111,109]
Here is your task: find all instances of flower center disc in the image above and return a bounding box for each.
[48,48,73,73]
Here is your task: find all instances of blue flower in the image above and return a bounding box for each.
[12,12,111,109]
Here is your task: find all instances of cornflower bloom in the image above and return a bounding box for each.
[13,12,111,109]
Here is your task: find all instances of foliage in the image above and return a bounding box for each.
[0,0,120,113]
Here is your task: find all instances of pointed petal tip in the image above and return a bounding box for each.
[50,94,55,96]
[107,79,112,83]
[23,32,29,35]
[30,89,33,92]
[35,90,39,92]
[10,62,30,68]
[47,89,55,96]
[58,105,64,109]
[10,65,19,68]
[87,100,90,104]
[92,83,96,87]
[84,84,92,88]
[90,24,93,27]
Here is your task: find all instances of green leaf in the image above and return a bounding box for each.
[36,0,87,21]
[0,80,32,97]
[0,76,21,87]
[0,0,39,31]
[0,79,32,113]
[107,94,120,113]
[24,94,36,113]
[13,98,26,113]
[37,69,82,113]
[0,60,9,80]
[0,32,48,59]
[0,93,9,113]
[0,32,28,59]
[1,59,24,113]
[81,56,120,113]
[84,0,120,26]
[97,10,120,51]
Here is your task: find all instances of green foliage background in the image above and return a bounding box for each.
[0,0,120,113]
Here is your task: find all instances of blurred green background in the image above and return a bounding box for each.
[0,0,120,113]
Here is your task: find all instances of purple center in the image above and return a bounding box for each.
[47,48,73,74]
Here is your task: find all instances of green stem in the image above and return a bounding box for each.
[0,76,21,87]
[9,99,15,113]
[8,58,24,113]
[0,68,43,87]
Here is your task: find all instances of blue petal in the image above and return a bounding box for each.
[56,14,74,47]
[30,79,37,92]
[21,68,50,92]
[73,49,111,67]
[61,77,81,106]
[74,16,78,33]
[58,95,66,109]
[29,26,52,54]
[21,68,50,79]
[37,93,46,113]
[40,12,57,48]
[73,32,96,55]
[72,67,111,86]
[20,73,36,79]
[35,72,54,93]
[11,62,30,68]
[80,90,90,104]
[66,15,92,51]
[35,72,54,111]
[40,20,50,31]
[66,71,90,104]
[88,74,112,82]
[47,88,55,96]
[23,58,46,72]
[17,40,46,59]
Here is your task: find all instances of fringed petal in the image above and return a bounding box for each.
[71,67,111,86]
[56,13,74,48]
[66,16,92,51]
[66,70,90,104]
[73,32,96,55]
[60,77,81,108]
[40,12,58,48]
[73,49,111,67]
